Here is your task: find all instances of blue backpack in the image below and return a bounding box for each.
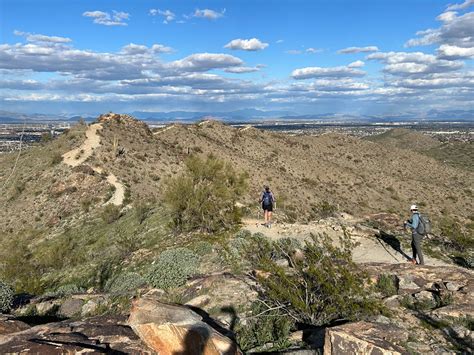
[262,191,273,206]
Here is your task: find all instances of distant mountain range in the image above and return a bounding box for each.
[0,109,472,124]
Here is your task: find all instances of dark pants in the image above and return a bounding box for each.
[411,232,424,265]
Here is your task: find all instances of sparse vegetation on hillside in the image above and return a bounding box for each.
[164,154,248,233]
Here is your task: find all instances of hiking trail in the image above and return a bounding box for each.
[62,123,125,206]
[242,216,450,266]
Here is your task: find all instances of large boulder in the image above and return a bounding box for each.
[0,316,29,335]
[128,291,242,354]
[323,321,408,355]
[0,315,151,353]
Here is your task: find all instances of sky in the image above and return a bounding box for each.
[0,0,473,116]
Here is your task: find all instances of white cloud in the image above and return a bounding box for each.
[306,48,322,53]
[437,44,474,58]
[149,9,175,24]
[437,11,458,22]
[348,60,365,68]
[168,53,243,72]
[193,8,225,20]
[121,43,173,55]
[14,30,72,43]
[276,39,284,44]
[224,66,261,73]
[446,0,474,11]
[292,65,366,79]
[83,10,130,26]
[367,51,464,75]
[337,46,378,54]
[405,11,474,48]
[224,38,269,51]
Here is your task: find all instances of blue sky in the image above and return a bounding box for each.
[0,0,473,116]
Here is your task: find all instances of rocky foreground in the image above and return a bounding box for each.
[0,262,472,354]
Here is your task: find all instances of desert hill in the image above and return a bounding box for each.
[0,113,473,353]
[1,113,473,233]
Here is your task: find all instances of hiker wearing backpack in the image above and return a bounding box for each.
[260,186,275,228]
[404,204,431,265]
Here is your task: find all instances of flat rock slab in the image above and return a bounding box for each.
[324,321,408,355]
[0,316,30,335]
[0,315,152,353]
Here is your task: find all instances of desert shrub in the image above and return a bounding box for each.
[106,272,146,294]
[163,155,248,233]
[439,217,474,253]
[0,237,44,294]
[235,301,292,351]
[135,202,152,224]
[311,200,337,219]
[273,237,303,260]
[256,233,382,326]
[0,281,14,313]
[101,204,122,224]
[54,284,85,296]
[376,274,398,297]
[146,248,200,290]
[193,241,214,256]
[51,152,62,165]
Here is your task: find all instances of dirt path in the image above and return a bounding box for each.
[62,123,103,167]
[62,124,125,206]
[242,217,450,266]
[153,125,176,135]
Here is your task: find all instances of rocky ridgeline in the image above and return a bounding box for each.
[98,112,151,133]
[0,262,472,354]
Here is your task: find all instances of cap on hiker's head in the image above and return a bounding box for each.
[264,185,270,191]
[410,204,418,211]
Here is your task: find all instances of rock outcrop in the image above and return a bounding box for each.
[0,315,151,353]
[128,290,242,354]
[324,321,408,355]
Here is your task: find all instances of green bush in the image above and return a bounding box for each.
[256,232,382,326]
[311,200,337,219]
[193,241,214,256]
[163,155,248,233]
[0,281,14,313]
[439,217,474,253]
[146,248,200,290]
[376,274,398,297]
[101,204,122,224]
[106,272,146,294]
[55,284,85,297]
[235,301,292,351]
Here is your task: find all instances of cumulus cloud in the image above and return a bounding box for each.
[337,46,378,54]
[446,0,474,11]
[405,11,474,48]
[348,60,365,68]
[437,44,474,59]
[83,10,130,26]
[168,53,243,72]
[224,38,269,51]
[367,51,464,75]
[121,43,173,55]
[14,30,71,43]
[292,65,366,79]
[149,9,175,24]
[193,8,225,20]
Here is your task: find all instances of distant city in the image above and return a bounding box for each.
[1,116,472,154]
